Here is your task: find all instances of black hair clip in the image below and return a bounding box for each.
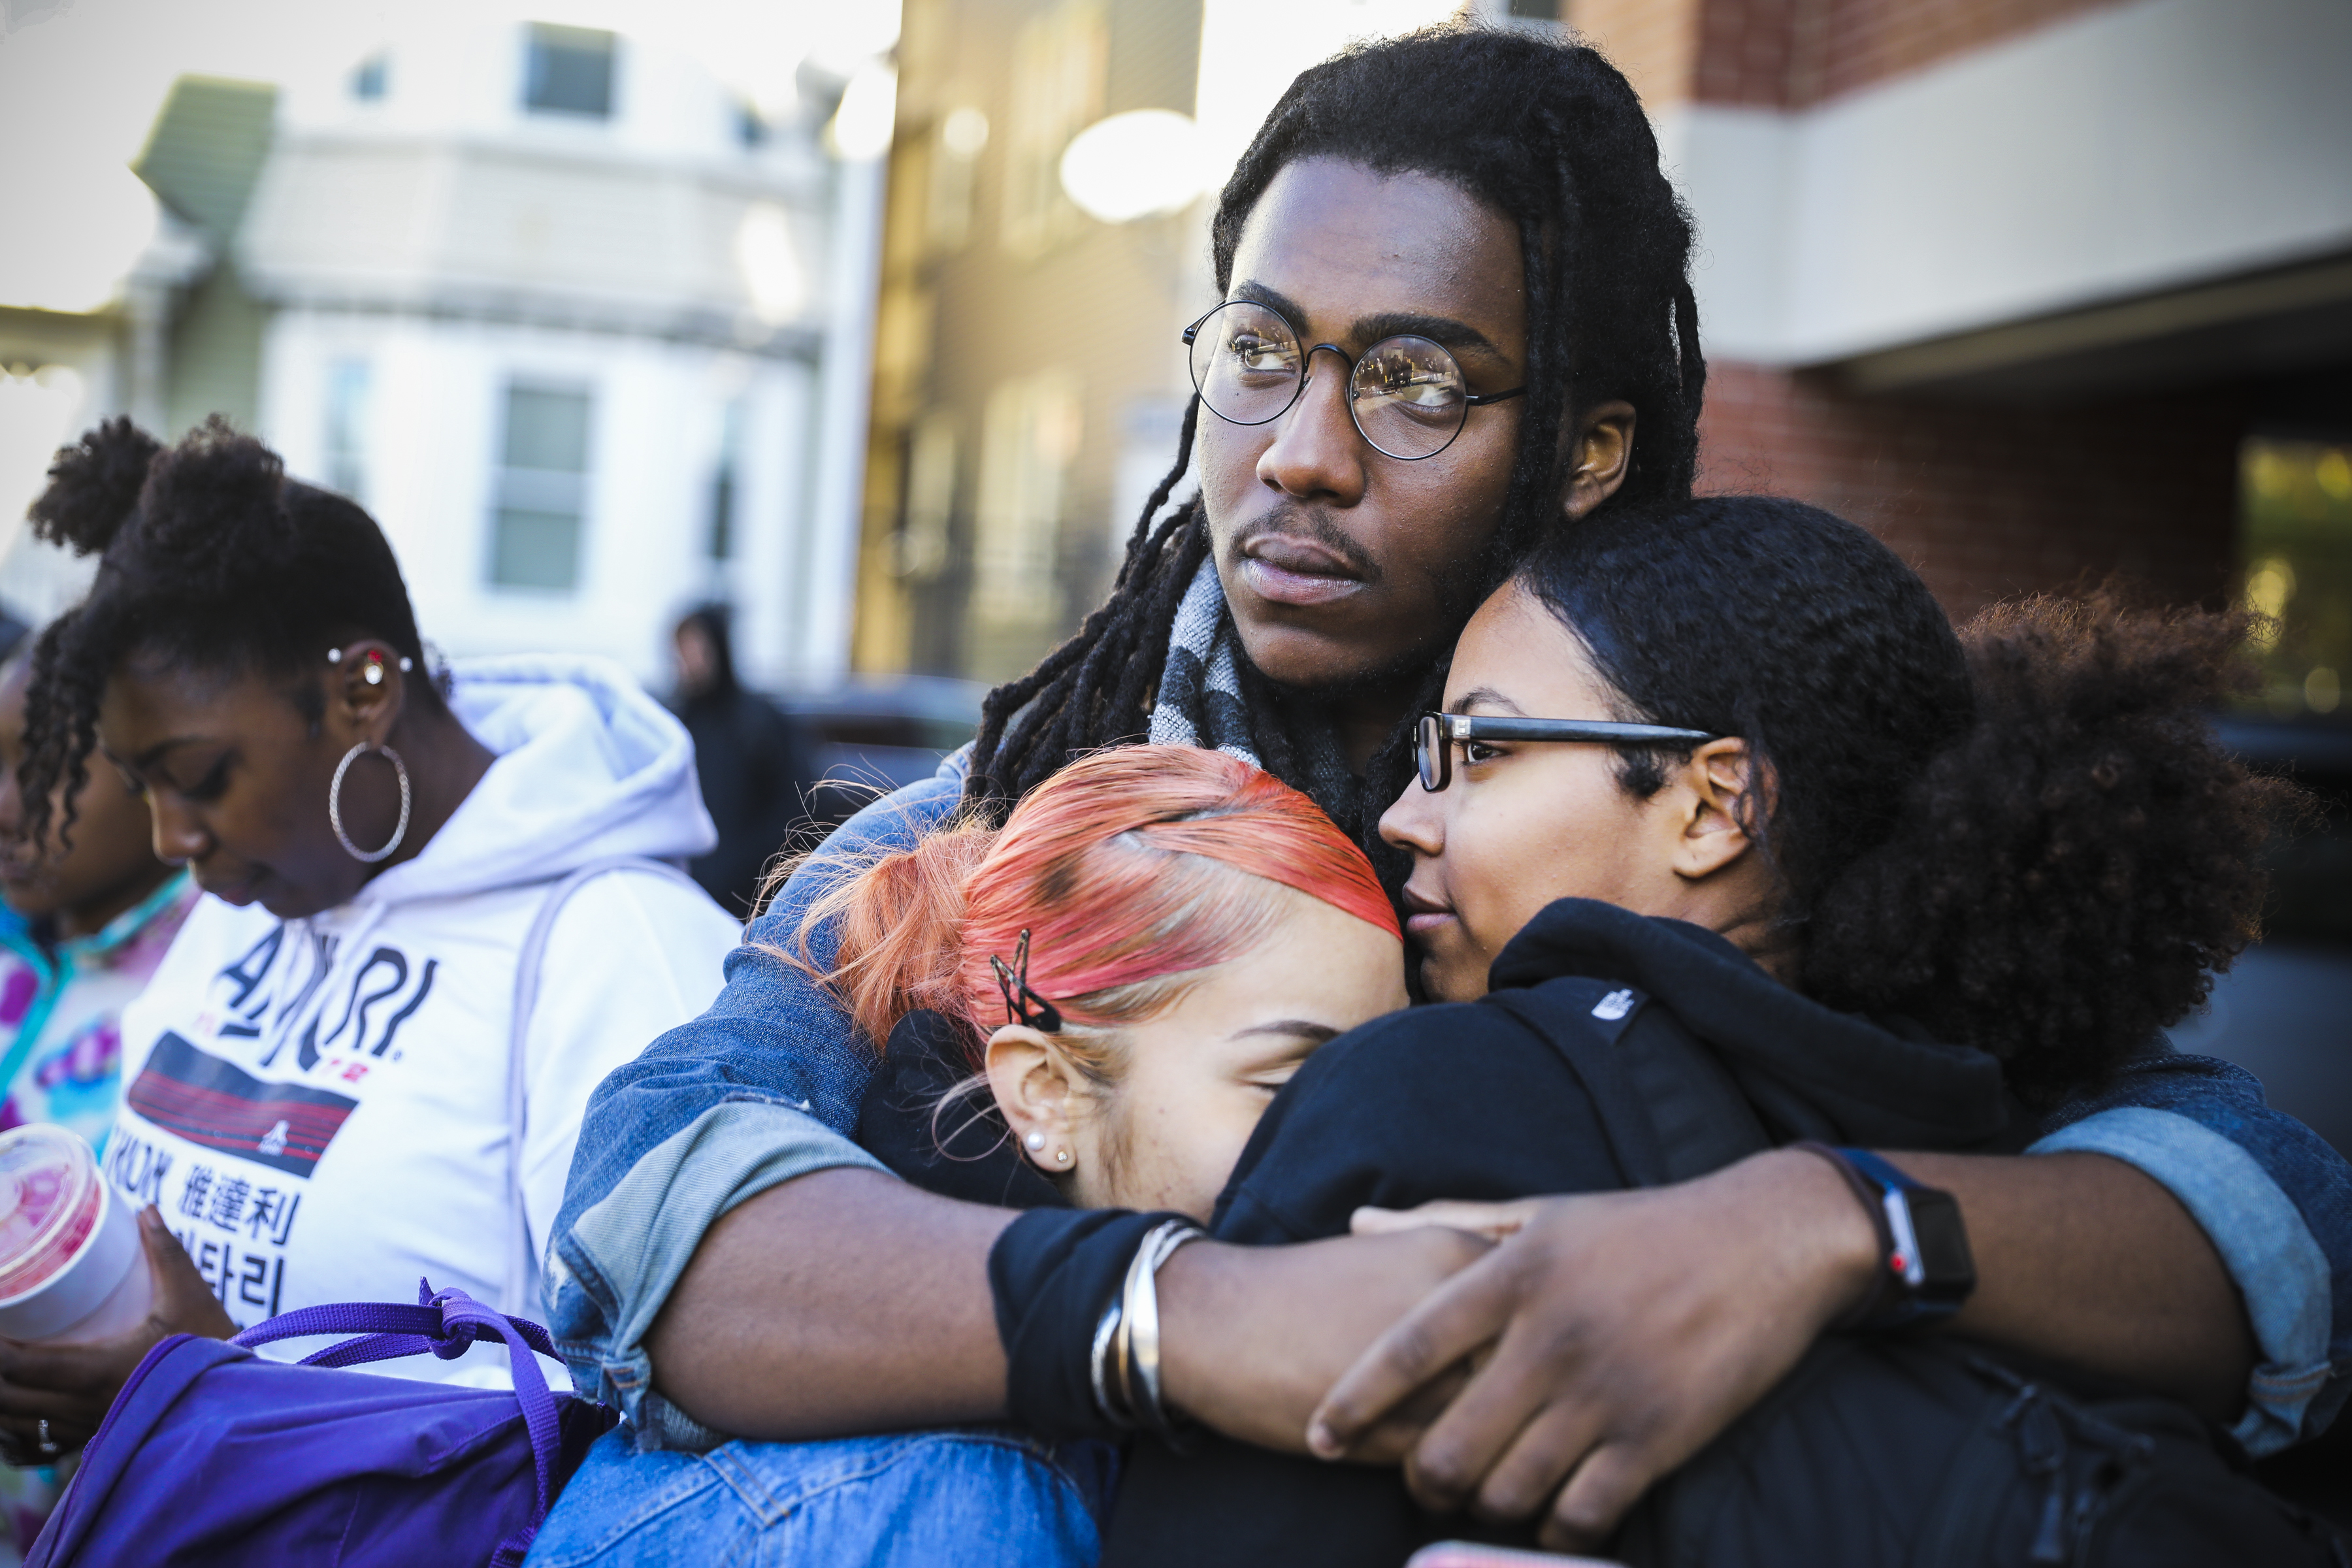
[989,930,1063,1033]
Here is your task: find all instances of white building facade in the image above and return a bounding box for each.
[229,20,870,689]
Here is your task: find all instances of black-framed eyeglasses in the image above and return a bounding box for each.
[1183,299,1527,461]
[1414,712,1722,792]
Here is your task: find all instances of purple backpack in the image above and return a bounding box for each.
[27,1282,616,1567]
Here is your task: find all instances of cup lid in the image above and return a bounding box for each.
[0,1126,102,1304]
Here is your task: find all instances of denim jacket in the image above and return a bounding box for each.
[549,755,2351,1457]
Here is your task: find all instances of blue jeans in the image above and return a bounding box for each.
[527,1426,1119,1567]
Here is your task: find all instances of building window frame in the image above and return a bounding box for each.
[523,24,617,120]
[323,356,372,504]
[973,372,1081,619]
[708,397,747,563]
[1000,1,1105,258]
[489,380,595,593]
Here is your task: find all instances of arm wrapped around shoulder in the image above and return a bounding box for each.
[1802,594,2304,1109]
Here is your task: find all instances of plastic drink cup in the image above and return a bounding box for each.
[0,1126,153,1344]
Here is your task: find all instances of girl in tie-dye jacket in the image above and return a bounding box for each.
[0,874,199,1148]
[0,645,194,1151]
[0,646,192,1561]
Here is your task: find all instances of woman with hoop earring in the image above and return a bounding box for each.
[0,418,741,1452]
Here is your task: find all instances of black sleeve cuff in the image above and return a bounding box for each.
[988,1206,1190,1437]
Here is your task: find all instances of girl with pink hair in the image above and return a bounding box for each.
[791,742,1407,1222]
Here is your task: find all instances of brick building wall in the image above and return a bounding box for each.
[1595,0,2255,619]
[1566,0,2131,106]
[1697,363,2244,615]
[1690,0,2132,106]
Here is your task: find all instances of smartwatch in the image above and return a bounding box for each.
[1796,1143,1977,1330]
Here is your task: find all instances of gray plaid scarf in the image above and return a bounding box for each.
[1148,557,1365,833]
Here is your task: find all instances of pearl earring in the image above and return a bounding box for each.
[1024,1132,1045,1152]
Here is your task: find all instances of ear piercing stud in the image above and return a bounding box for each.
[1056,1149,1071,1166]
[325,647,415,680]
[1024,1132,1046,1151]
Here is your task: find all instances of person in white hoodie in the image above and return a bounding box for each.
[0,417,740,1454]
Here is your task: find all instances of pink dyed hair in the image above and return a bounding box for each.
[789,745,1399,1060]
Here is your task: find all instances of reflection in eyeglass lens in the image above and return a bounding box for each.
[1197,304,1300,419]
[1188,301,1476,459]
[1353,338,1466,457]
[1414,713,1448,791]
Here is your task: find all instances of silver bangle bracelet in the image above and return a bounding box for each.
[1120,1219,1205,1446]
[1089,1297,1130,1429]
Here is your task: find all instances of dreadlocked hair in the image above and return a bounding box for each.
[18,416,434,851]
[965,23,1702,819]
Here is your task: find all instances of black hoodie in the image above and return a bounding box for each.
[1079,898,2021,1567]
[1211,896,2019,1248]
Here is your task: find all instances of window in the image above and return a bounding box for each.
[973,374,1081,616]
[1000,2,1104,257]
[350,54,387,102]
[2235,436,2352,951]
[1109,397,1184,549]
[523,24,615,119]
[2241,437,2352,717]
[490,384,592,590]
[895,411,957,581]
[323,358,370,502]
[708,399,745,563]
[926,108,988,256]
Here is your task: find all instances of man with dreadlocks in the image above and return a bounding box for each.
[551,24,2346,1554]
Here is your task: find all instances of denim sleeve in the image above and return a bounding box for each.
[2028,1051,2351,1455]
[546,760,968,1447]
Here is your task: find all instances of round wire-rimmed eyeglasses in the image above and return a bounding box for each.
[1414,712,1723,792]
[1182,299,1527,461]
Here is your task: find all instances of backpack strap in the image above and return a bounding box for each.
[235,1281,570,1567]
[1484,981,1673,1187]
[507,857,704,1318]
[1484,976,1774,1188]
[237,1296,559,1366]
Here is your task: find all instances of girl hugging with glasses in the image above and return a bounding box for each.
[534,493,2334,1568]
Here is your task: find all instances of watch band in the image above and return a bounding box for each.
[1793,1142,1976,1331]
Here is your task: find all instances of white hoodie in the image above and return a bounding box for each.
[103,657,742,1379]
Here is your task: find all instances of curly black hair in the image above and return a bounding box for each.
[18,416,433,851]
[1516,495,2288,1104]
[964,24,1703,818]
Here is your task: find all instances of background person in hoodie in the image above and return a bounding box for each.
[670,604,818,918]
[0,417,741,1451]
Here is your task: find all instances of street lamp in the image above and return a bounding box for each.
[826,59,898,162]
[1058,108,1208,225]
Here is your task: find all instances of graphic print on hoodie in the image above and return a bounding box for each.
[103,657,743,1377]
